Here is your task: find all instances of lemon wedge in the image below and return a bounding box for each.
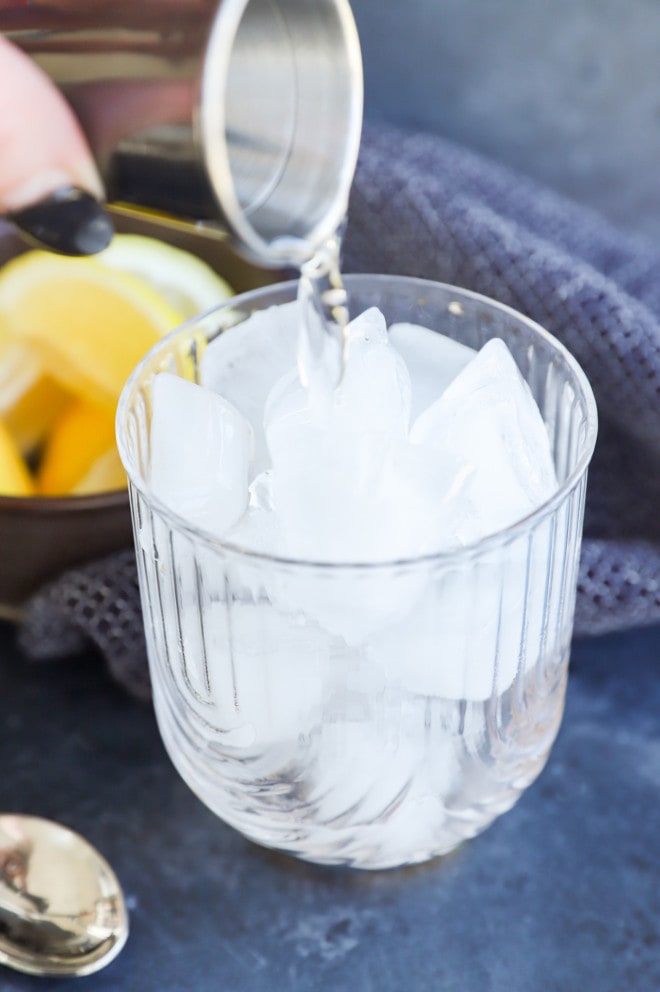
[37,399,124,496]
[0,332,41,413]
[0,419,35,496]
[98,234,234,319]
[2,372,70,455]
[72,447,127,496]
[0,252,184,412]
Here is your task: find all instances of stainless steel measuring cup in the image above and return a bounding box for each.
[0,0,363,266]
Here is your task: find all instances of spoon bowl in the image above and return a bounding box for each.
[0,814,128,977]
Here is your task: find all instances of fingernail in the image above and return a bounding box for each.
[9,187,114,256]
[1,166,104,213]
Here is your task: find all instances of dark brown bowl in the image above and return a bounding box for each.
[0,491,133,619]
[0,211,279,617]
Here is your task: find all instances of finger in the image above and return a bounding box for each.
[0,38,113,254]
[0,36,103,212]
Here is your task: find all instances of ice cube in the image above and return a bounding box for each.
[366,337,559,700]
[410,337,558,542]
[267,433,468,563]
[253,309,477,641]
[203,599,328,751]
[201,300,300,474]
[365,439,475,557]
[226,602,326,748]
[224,471,283,556]
[307,695,457,848]
[150,372,252,536]
[157,594,330,776]
[336,308,412,438]
[308,719,417,825]
[371,517,557,702]
[254,440,468,645]
[369,708,459,862]
[268,425,390,561]
[388,322,475,421]
[265,306,411,436]
[372,553,511,701]
[264,306,413,562]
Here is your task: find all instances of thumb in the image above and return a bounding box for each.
[0,37,113,254]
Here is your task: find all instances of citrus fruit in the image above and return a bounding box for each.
[0,236,235,498]
[37,399,125,496]
[0,419,35,496]
[98,234,234,319]
[0,332,40,413]
[0,251,184,413]
[72,447,127,496]
[2,373,70,455]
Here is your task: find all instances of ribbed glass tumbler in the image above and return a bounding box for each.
[117,275,598,870]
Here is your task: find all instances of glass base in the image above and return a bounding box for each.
[153,654,567,870]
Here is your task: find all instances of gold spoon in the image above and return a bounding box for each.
[0,814,128,977]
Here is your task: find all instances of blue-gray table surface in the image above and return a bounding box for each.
[0,621,658,992]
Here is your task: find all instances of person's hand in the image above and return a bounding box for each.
[0,36,113,255]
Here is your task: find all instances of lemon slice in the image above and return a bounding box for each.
[37,398,122,496]
[0,320,71,452]
[4,376,70,455]
[72,446,127,496]
[98,234,234,319]
[0,252,184,412]
[0,419,35,496]
[0,333,41,412]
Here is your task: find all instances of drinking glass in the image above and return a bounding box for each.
[116,275,597,870]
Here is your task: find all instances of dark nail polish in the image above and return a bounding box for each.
[9,187,114,256]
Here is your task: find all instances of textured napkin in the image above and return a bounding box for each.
[19,123,660,698]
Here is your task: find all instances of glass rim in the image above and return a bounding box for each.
[116,274,598,572]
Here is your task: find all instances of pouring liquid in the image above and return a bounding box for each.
[271,231,350,403]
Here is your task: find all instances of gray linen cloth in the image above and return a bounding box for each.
[19,124,660,699]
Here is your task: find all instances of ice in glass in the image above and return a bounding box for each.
[117,275,597,869]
